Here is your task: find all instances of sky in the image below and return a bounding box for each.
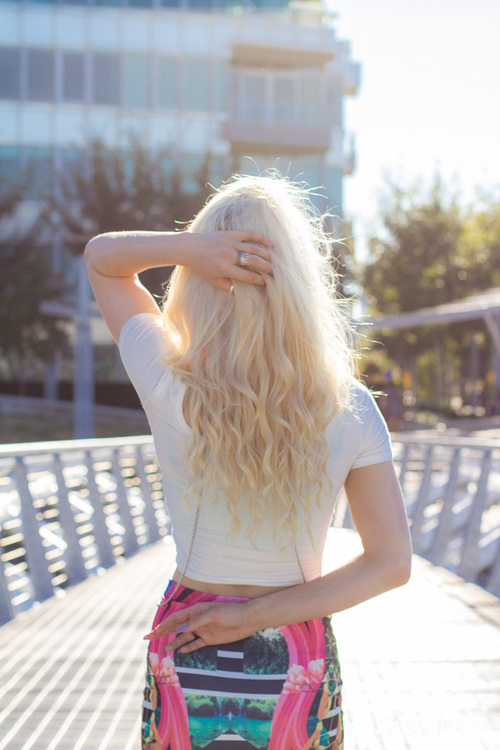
[326,0,500,257]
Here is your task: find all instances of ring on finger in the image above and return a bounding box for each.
[236,251,250,267]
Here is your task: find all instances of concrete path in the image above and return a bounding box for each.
[0,530,499,750]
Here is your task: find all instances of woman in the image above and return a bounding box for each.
[85,174,411,750]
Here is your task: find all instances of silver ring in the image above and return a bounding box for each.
[236,251,250,267]
[229,284,234,295]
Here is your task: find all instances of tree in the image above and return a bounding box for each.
[362,177,466,315]
[51,138,217,298]
[0,183,67,388]
[360,177,500,409]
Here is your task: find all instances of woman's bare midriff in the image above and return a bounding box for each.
[173,568,291,599]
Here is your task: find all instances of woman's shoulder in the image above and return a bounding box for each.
[119,312,176,356]
[118,312,177,404]
[346,378,381,411]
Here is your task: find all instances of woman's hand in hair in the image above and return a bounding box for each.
[184,231,273,291]
[144,600,257,652]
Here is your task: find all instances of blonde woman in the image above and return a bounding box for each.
[85,175,411,750]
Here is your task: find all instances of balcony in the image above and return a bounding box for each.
[223,119,330,154]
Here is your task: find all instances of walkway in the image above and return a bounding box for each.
[0,530,499,750]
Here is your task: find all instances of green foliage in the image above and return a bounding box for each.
[242,698,276,720]
[360,178,500,409]
[244,631,289,674]
[185,694,218,717]
[51,138,219,298]
[363,177,465,315]
[0,184,67,380]
[175,645,216,671]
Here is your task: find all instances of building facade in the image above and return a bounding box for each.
[0,0,360,423]
[0,0,359,214]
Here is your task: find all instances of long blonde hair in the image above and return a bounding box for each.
[161,174,354,544]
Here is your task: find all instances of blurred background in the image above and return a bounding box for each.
[0,0,499,441]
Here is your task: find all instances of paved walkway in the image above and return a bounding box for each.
[1,530,499,750]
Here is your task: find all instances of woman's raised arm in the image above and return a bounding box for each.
[84,230,272,343]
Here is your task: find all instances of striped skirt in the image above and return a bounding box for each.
[142,581,343,750]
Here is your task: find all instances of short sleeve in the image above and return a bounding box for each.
[118,313,172,406]
[351,384,394,469]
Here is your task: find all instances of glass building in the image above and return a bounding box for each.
[0,0,359,307]
[0,0,359,401]
[0,0,359,207]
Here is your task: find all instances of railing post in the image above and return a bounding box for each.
[85,451,116,569]
[398,443,411,489]
[134,446,161,544]
[15,457,54,603]
[112,449,139,556]
[52,453,88,585]
[0,553,14,625]
[457,451,491,581]
[410,445,435,554]
[429,448,461,566]
[486,539,500,598]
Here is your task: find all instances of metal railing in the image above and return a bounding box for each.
[1,433,499,624]
[392,434,500,595]
[0,436,168,624]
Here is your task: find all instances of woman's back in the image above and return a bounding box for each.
[85,172,411,750]
[119,311,392,594]
[159,176,356,564]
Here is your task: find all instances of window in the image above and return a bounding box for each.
[295,154,321,190]
[123,54,151,108]
[62,52,85,103]
[93,53,120,106]
[27,49,55,102]
[185,59,209,112]
[213,61,227,112]
[240,74,266,121]
[157,57,178,109]
[325,167,343,214]
[301,76,322,127]
[0,145,20,194]
[0,48,21,100]
[95,0,127,7]
[274,77,295,123]
[327,80,342,128]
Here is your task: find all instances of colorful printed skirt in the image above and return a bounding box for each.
[142,581,343,750]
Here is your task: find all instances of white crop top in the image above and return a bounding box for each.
[119,313,393,586]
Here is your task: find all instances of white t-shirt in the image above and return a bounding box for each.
[119,313,393,586]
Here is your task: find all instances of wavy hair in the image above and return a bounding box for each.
[161,174,355,545]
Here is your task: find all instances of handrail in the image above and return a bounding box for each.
[0,435,153,459]
[392,432,500,451]
[0,435,164,625]
[1,432,499,625]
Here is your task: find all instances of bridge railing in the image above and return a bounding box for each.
[1,433,499,624]
[393,433,500,594]
[0,436,168,625]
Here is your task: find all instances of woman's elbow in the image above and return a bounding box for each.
[386,551,412,589]
[84,233,109,268]
[83,236,98,268]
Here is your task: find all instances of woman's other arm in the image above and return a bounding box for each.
[84,230,272,343]
[146,459,412,650]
